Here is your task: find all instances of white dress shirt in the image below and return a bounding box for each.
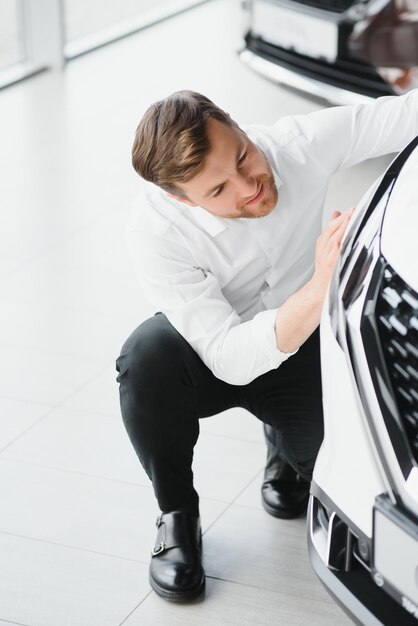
[125,90,418,385]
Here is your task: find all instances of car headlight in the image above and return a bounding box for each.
[328,173,395,343]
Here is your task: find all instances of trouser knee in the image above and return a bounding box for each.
[117,313,189,394]
[115,312,202,433]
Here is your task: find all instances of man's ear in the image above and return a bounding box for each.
[166,192,198,207]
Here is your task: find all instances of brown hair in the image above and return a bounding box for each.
[131,90,238,197]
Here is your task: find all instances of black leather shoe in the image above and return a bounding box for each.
[261,424,310,519]
[149,511,205,601]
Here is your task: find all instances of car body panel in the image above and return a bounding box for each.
[381,149,418,290]
[308,137,418,624]
[314,305,386,537]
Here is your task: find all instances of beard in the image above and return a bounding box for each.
[237,171,278,219]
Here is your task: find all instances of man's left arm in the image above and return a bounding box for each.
[278,88,418,176]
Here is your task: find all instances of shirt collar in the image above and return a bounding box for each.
[191,205,227,236]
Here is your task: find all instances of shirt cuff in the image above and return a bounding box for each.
[252,308,299,368]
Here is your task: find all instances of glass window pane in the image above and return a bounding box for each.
[0,0,25,70]
[63,0,185,43]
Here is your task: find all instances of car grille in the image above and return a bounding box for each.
[289,0,360,13]
[376,264,418,463]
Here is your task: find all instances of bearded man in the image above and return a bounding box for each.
[115,88,418,601]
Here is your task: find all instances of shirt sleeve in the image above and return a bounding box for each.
[273,88,418,176]
[126,229,297,385]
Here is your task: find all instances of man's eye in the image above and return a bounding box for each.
[213,185,224,198]
[238,151,247,165]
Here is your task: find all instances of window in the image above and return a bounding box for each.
[0,0,25,71]
[0,0,209,89]
[63,0,209,59]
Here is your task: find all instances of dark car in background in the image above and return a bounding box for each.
[240,0,418,104]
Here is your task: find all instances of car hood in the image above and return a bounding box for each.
[380,146,418,292]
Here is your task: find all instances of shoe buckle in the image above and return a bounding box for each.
[151,541,165,557]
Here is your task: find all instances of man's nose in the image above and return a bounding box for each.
[235,172,257,199]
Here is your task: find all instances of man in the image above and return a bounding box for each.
[115,89,418,602]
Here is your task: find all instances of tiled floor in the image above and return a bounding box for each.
[0,1,392,624]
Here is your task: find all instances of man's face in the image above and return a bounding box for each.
[171,118,278,219]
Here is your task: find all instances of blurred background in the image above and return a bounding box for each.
[0,0,412,624]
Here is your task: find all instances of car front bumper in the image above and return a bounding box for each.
[308,493,418,626]
[308,138,418,624]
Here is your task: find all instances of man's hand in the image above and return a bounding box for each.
[310,208,355,297]
[274,208,355,354]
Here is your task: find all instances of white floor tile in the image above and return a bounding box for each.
[124,574,352,626]
[199,407,265,444]
[0,261,148,319]
[0,343,106,404]
[0,532,150,626]
[192,432,266,503]
[2,405,151,485]
[202,503,328,601]
[38,209,134,275]
[0,397,53,452]
[0,458,228,563]
[2,405,266,505]
[233,471,265,510]
[0,298,147,362]
[63,363,128,417]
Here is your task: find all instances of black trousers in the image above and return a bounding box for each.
[115,312,323,517]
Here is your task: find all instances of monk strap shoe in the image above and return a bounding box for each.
[149,511,205,601]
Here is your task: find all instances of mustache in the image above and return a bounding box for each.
[240,173,276,209]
